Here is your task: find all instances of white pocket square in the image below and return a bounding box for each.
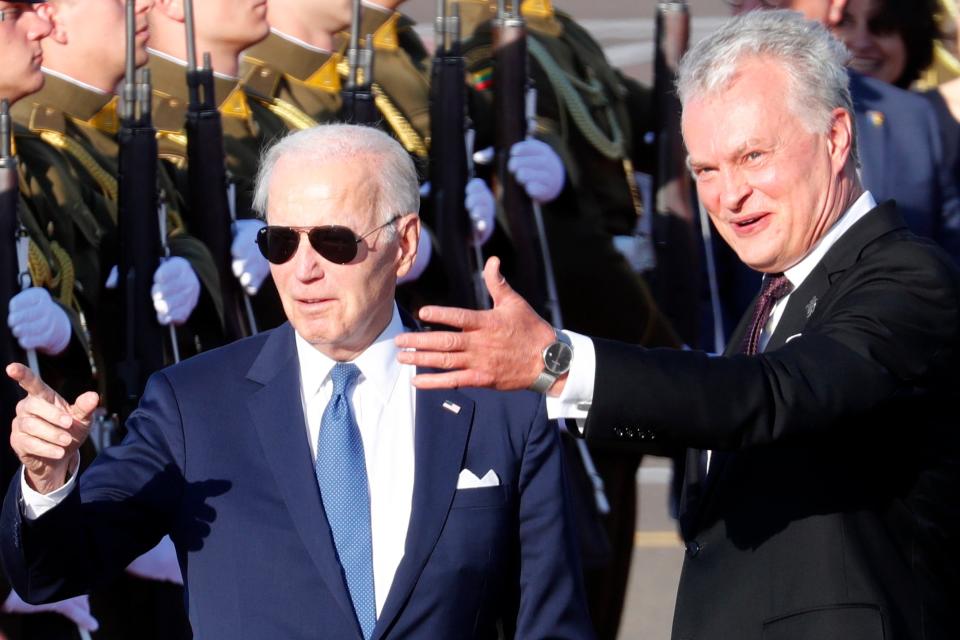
[457,468,500,489]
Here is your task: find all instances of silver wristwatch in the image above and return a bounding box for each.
[528,330,573,393]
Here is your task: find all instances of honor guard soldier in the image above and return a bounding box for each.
[1,2,105,638]
[460,1,682,637]
[8,0,226,638]
[146,0,309,330]
[240,0,345,125]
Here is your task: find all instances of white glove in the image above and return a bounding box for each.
[397,229,432,284]
[126,535,183,585]
[7,287,71,356]
[507,138,565,204]
[2,591,100,631]
[465,177,496,246]
[151,256,200,326]
[232,219,270,295]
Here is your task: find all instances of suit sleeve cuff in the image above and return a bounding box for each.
[545,330,595,431]
[20,453,80,521]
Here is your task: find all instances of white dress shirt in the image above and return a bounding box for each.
[295,305,416,617]
[547,191,879,431]
[21,305,417,618]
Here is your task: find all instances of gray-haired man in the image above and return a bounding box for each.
[397,11,960,640]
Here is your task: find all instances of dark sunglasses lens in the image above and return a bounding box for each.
[257,227,300,264]
[309,227,358,264]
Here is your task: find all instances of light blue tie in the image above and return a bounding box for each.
[315,363,376,639]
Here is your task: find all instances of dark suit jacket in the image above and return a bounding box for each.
[584,203,960,640]
[850,72,960,264]
[0,323,592,639]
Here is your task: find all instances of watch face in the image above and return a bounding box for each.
[544,342,573,375]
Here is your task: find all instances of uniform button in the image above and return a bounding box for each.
[686,540,701,557]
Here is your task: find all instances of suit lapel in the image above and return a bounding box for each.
[245,324,361,637]
[688,201,907,535]
[372,385,475,639]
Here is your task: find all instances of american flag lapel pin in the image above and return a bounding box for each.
[442,400,461,414]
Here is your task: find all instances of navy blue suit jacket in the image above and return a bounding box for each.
[0,323,592,639]
[850,71,960,262]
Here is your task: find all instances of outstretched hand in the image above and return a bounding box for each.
[6,363,99,494]
[395,257,559,392]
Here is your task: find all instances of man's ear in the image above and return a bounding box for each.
[827,0,848,27]
[153,0,186,23]
[827,107,854,174]
[394,213,421,280]
[37,3,68,45]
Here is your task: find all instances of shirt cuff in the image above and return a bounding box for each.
[545,330,596,429]
[20,453,80,521]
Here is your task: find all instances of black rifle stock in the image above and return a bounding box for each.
[183,0,253,342]
[341,0,378,125]
[650,0,702,344]
[117,2,164,414]
[491,1,548,314]
[430,0,485,308]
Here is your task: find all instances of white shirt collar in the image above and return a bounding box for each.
[294,304,405,403]
[783,190,877,290]
[146,47,239,81]
[40,67,109,95]
[269,28,332,54]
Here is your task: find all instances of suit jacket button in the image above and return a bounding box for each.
[686,540,701,557]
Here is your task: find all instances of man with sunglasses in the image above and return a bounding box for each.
[0,123,593,640]
[716,0,960,325]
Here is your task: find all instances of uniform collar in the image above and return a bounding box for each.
[243,29,341,90]
[31,71,115,123]
[147,50,251,121]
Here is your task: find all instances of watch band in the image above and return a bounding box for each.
[529,369,559,394]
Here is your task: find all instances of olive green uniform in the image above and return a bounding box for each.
[462,3,681,637]
[241,30,343,125]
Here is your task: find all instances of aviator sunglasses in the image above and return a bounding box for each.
[256,215,402,265]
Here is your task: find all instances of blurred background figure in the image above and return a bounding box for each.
[832,0,960,260]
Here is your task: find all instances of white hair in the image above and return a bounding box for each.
[677,10,858,166]
[252,123,421,232]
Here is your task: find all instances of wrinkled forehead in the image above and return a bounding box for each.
[267,154,380,226]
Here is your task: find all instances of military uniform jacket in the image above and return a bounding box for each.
[461,1,677,347]
[241,30,342,126]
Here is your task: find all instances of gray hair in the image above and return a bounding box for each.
[677,10,858,166]
[252,124,421,232]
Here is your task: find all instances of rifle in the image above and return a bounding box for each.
[491,0,548,314]
[183,0,256,342]
[116,0,165,416]
[650,0,707,347]
[491,6,608,513]
[340,0,378,125]
[430,0,486,309]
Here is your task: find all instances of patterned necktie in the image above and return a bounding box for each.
[740,273,794,356]
[315,363,376,639]
[681,273,794,539]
